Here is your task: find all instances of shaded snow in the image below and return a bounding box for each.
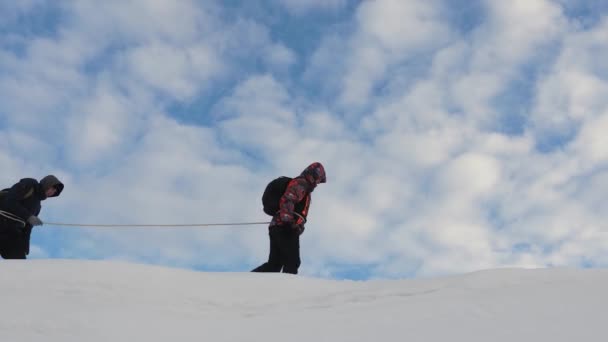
[1,260,606,341]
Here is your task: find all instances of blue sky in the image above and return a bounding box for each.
[1,0,608,280]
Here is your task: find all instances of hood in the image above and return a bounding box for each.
[300,162,326,187]
[40,175,64,197]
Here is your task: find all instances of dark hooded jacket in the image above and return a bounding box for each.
[0,175,64,254]
[273,162,326,227]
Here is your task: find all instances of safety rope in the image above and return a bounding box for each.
[43,221,270,228]
[2,209,270,228]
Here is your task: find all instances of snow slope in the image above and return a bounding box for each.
[1,260,606,341]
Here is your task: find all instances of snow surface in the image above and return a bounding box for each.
[1,260,606,341]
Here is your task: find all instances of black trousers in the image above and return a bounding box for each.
[0,217,27,259]
[252,225,301,274]
[0,237,27,259]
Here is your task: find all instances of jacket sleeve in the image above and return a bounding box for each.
[276,178,309,225]
[2,178,38,220]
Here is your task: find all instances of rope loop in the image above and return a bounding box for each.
[0,210,26,227]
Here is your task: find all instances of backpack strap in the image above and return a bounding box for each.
[23,188,34,200]
[0,187,34,200]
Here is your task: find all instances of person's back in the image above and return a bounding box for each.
[0,175,64,259]
[252,162,326,274]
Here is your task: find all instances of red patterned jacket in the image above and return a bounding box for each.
[272,162,326,229]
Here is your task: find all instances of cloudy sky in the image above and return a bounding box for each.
[1,0,607,280]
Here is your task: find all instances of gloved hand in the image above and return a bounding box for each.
[27,215,43,226]
[292,223,305,235]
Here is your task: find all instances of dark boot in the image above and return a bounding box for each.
[0,236,27,259]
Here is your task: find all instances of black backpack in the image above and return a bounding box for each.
[262,176,292,216]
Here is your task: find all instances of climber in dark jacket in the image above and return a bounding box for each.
[0,175,64,259]
[252,162,326,274]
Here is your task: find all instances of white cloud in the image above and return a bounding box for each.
[571,111,608,163]
[65,87,142,164]
[481,0,565,62]
[449,0,566,125]
[0,0,44,25]
[66,0,213,45]
[120,41,223,100]
[264,43,297,70]
[435,153,501,198]
[275,0,348,15]
[531,18,608,143]
[339,0,452,107]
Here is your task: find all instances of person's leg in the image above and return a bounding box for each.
[252,229,283,272]
[0,218,27,259]
[278,229,301,274]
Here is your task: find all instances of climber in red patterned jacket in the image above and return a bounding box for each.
[252,162,326,274]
